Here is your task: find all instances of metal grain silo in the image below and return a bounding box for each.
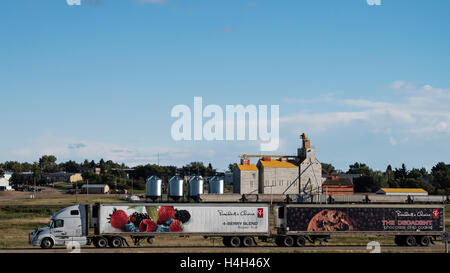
[208,176,224,194]
[168,175,184,201]
[188,176,204,200]
[146,176,162,201]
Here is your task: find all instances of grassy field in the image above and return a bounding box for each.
[0,197,448,251]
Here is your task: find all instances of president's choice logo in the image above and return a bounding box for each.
[366,0,381,6]
[171,97,279,151]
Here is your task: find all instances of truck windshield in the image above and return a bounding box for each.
[49,220,54,228]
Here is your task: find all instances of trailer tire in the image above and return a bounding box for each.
[283,236,295,247]
[242,236,254,247]
[295,236,306,247]
[229,236,241,248]
[418,236,430,247]
[109,237,123,248]
[95,237,108,248]
[405,235,417,247]
[40,238,54,249]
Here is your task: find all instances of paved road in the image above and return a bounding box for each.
[0,244,446,253]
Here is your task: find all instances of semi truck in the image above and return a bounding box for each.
[29,202,444,249]
[29,203,270,249]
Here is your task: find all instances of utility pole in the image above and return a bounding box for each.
[33,177,36,199]
[86,179,89,197]
[75,180,78,203]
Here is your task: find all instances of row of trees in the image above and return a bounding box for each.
[1,156,218,193]
[322,162,450,195]
[0,157,127,174]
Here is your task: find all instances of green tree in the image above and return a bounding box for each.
[430,162,450,194]
[393,163,408,179]
[321,163,335,174]
[385,165,398,187]
[59,160,80,173]
[99,158,106,174]
[353,171,386,193]
[39,155,58,173]
[31,162,41,183]
[4,161,23,173]
[228,163,237,172]
[347,162,372,176]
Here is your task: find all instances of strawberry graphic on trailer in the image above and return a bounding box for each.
[108,209,128,229]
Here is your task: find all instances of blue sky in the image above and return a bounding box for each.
[1,0,449,172]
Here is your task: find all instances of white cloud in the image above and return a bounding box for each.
[280,82,450,139]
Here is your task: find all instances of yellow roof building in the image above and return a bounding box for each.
[258,160,298,168]
[376,188,428,196]
[236,164,258,171]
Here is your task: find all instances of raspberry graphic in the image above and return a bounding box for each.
[139,219,157,232]
[157,206,176,225]
[108,209,128,229]
[169,220,183,232]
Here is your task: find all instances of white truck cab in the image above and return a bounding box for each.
[29,204,89,249]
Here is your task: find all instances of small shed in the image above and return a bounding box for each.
[0,173,12,189]
[81,184,110,194]
[322,178,354,195]
[376,188,428,196]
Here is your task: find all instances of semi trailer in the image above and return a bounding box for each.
[29,202,444,249]
[274,204,445,247]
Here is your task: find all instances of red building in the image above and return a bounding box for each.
[322,178,354,195]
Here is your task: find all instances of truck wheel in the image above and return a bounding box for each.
[405,236,417,247]
[295,236,306,247]
[242,236,254,247]
[95,237,108,248]
[418,236,430,247]
[109,237,123,248]
[283,236,295,247]
[40,238,54,249]
[229,236,241,248]
[147,237,155,245]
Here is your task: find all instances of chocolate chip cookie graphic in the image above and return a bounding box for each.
[307,209,357,231]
